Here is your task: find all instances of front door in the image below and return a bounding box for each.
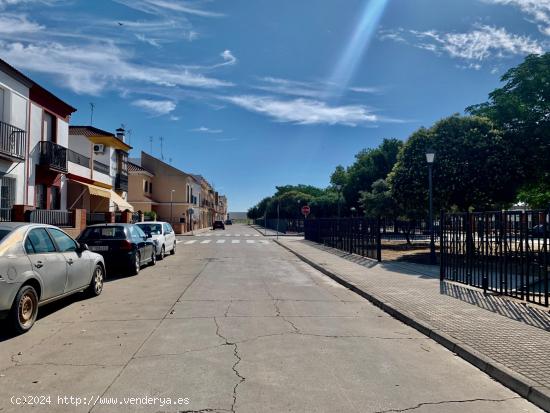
[24,228,67,300]
[48,228,90,292]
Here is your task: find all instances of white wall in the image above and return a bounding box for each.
[27,102,43,206]
[68,133,92,179]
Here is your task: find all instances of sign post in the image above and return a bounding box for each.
[301,205,310,218]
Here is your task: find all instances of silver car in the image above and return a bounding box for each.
[0,223,105,334]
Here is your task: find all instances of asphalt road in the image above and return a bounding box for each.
[0,224,542,412]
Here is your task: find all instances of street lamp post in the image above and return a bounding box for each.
[350,207,356,218]
[426,150,436,265]
[336,185,342,218]
[170,189,175,225]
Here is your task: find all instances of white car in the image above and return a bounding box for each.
[135,222,176,259]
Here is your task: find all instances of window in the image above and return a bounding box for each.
[144,181,148,193]
[26,228,56,254]
[43,112,57,142]
[35,184,47,209]
[0,176,16,209]
[48,228,77,252]
[131,225,146,241]
[50,186,60,210]
[149,182,153,193]
[163,223,173,234]
[137,223,161,235]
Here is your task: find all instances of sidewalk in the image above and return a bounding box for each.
[276,238,550,412]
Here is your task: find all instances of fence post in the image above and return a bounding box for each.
[440,210,445,281]
[545,207,549,307]
[376,217,382,262]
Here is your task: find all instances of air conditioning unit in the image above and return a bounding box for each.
[93,144,105,153]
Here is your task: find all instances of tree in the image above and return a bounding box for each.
[343,138,403,210]
[330,165,347,188]
[467,53,550,207]
[389,115,520,214]
[360,179,400,219]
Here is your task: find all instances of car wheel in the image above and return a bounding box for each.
[150,249,156,266]
[86,264,104,297]
[158,245,165,260]
[170,242,176,255]
[129,252,140,275]
[10,285,39,334]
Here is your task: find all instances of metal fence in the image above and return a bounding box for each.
[29,209,73,227]
[440,210,549,306]
[380,218,438,242]
[87,212,108,225]
[0,208,11,222]
[254,218,304,234]
[304,218,381,261]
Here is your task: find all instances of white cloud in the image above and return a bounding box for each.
[223,95,378,126]
[0,41,233,95]
[132,99,176,116]
[191,126,223,133]
[349,86,381,94]
[381,25,544,66]
[114,0,223,18]
[0,13,43,34]
[481,0,550,35]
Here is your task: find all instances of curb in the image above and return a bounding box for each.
[275,239,550,412]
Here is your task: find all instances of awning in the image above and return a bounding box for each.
[70,180,110,198]
[110,191,134,212]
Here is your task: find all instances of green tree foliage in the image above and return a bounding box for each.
[343,138,403,210]
[389,115,519,214]
[360,179,401,219]
[467,53,550,207]
[330,165,348,188]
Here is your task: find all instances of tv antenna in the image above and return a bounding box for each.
[159,136,164,160]
[89,103,95,125]
[149,136,153,154]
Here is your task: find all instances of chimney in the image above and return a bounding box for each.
[116,127,125,142]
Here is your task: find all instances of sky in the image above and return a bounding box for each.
[0,0,548,211]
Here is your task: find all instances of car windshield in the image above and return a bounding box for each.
[80,226,126,240]
[137,223,162,235]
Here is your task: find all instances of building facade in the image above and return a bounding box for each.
[67,126,133,215]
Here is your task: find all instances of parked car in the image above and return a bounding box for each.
[0,223,105,334]
[213,220,225,230]
[225,219,233,225]
[136,221,177,259]
[77,224,156,276]
[530,224,549,238]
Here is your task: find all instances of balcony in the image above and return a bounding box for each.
[115,173,128,191]
[68,149,91,169]
[0,120,26,161]
[38,141,67,173]
[93,160,110,175]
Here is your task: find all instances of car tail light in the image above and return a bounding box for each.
[119,240,133,251]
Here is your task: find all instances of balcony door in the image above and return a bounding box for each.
[43,112,56,142]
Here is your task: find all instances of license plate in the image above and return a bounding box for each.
[89,245,109,252]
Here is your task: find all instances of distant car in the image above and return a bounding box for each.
[213,220,225,230]
[77,224,156,276]
[136,221,177,259]
[225,219,233,225]
[0,223,105,334]
[530,224,549,238]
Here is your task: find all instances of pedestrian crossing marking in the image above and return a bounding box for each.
[246,240,255,244]
[259,240,269,244]
[232,240,240,244]
[201,240,211,244]
[184,240,197,245]
[179,239,270,246]
[217,240,226,244]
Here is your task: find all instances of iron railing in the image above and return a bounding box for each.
[0,208,11,222]
[305,218,381,261]
[440,210,549,306]
[93,160,110,175]
[115,173,128,191]
[254,218,304,234]
[38,141,67,172]
[29,209,73,227]
[0,120,26,160]
[68,149,91,168]
[380,218,438,242]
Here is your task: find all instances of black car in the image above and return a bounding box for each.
[78,224,156,275]
[213,220,225,230]
[225,219,233,225]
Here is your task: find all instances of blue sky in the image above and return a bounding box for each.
[0,0,548,211]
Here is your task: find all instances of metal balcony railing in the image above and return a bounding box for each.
[68,149,91,168]
[0,120,26,160]
[38,141,67,172]
[93,160,110,175]
[29,209,73,227]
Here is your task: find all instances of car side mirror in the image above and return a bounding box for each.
[77,243,89,253]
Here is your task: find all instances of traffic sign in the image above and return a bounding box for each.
[301,205,310,217]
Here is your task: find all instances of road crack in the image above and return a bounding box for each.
[374,396,522,412]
